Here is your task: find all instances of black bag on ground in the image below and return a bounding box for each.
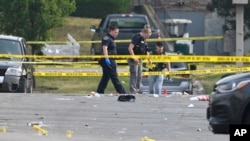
[117,95,136,102]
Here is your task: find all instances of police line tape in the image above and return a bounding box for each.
[33,66,250,76]
[26,36,223,44]
[1,54,250,62]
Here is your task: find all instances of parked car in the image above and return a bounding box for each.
[0,35,35,93]
[140,52,196,94]
[207,72,250,134]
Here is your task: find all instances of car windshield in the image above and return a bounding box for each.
[0,39,22,61]
[109,17,147,28]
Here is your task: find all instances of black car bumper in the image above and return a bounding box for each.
[207,92,234,134]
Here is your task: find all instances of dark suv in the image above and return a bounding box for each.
[207,72,250,134]
[0,35,34,93]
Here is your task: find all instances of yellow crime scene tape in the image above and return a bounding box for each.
[26,36,223,44]
[1,54,250,62]
[3,35,249,76]
[34,66,250,76]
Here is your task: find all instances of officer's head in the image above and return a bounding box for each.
[108,24,119,38]
[141,24,152,39]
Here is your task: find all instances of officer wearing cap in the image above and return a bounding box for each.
[96,24,127,94]
[128,24,152,94]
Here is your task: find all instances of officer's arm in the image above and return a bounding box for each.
[167,62,171,71]
[102,45,109,58]
[128,43,137,59]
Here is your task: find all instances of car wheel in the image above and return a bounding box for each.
[17,77,27,93]
[18,76,34,93]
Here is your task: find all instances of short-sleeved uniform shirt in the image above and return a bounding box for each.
[102,33,117,55]
[131,33,148,55]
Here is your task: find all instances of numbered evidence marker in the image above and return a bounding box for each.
[230,125,250,141]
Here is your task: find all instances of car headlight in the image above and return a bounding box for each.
[5,67,25,76]
[215,82,237,93]
[215,80,250,93]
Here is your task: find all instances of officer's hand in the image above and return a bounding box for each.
[148,59,152,64]
[133,58,139,65]
[105,58,111,66]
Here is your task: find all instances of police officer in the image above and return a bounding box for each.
[128,24,152,94]
[96,25,127,94]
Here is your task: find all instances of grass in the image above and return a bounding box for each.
[33,16,225,94]
[34,76,130,94]
[34,16,131,94]
[52,17,101,54]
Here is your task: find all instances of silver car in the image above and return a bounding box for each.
[0,35,35,93]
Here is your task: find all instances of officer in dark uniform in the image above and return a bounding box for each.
[96,25,127,94]
[128,24,152,94]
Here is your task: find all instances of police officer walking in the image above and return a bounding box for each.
[96,25,127,94]
[128,24,152,94]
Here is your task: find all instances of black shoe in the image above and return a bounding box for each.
[117,94,136,102]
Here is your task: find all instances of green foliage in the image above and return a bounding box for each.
[0,0,76,42]
[207,0,250,38]
[72,0,131,18]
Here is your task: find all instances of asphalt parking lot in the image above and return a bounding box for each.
[0,93,229,141]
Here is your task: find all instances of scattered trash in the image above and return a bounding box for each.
[33,125,48,136]
[171,92,183,95]
[91,92,101,98]
[0,126,7,133]
[190,96,199,101]
[42,34,80,61]
[188,104,194,108]
[54,98,74,101]
[183,91,189,95]
[27,121,47,127]
[190,95,209,101]
[162,89,167,95]
[66,130,73,138]
[140,136,156,141]
[197,128,202,132]
[153,94,159,97]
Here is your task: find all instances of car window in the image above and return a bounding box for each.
[0,39,22,60]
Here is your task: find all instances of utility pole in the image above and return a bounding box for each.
[232,0,248,67]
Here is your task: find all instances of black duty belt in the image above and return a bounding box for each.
[108,51,117,55]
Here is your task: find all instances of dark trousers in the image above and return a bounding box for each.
[97,59,126,94]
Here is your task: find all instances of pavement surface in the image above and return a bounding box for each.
[0,93,229,141]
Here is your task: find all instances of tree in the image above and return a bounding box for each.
[207,0,250,38]
[0,0,76,53]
